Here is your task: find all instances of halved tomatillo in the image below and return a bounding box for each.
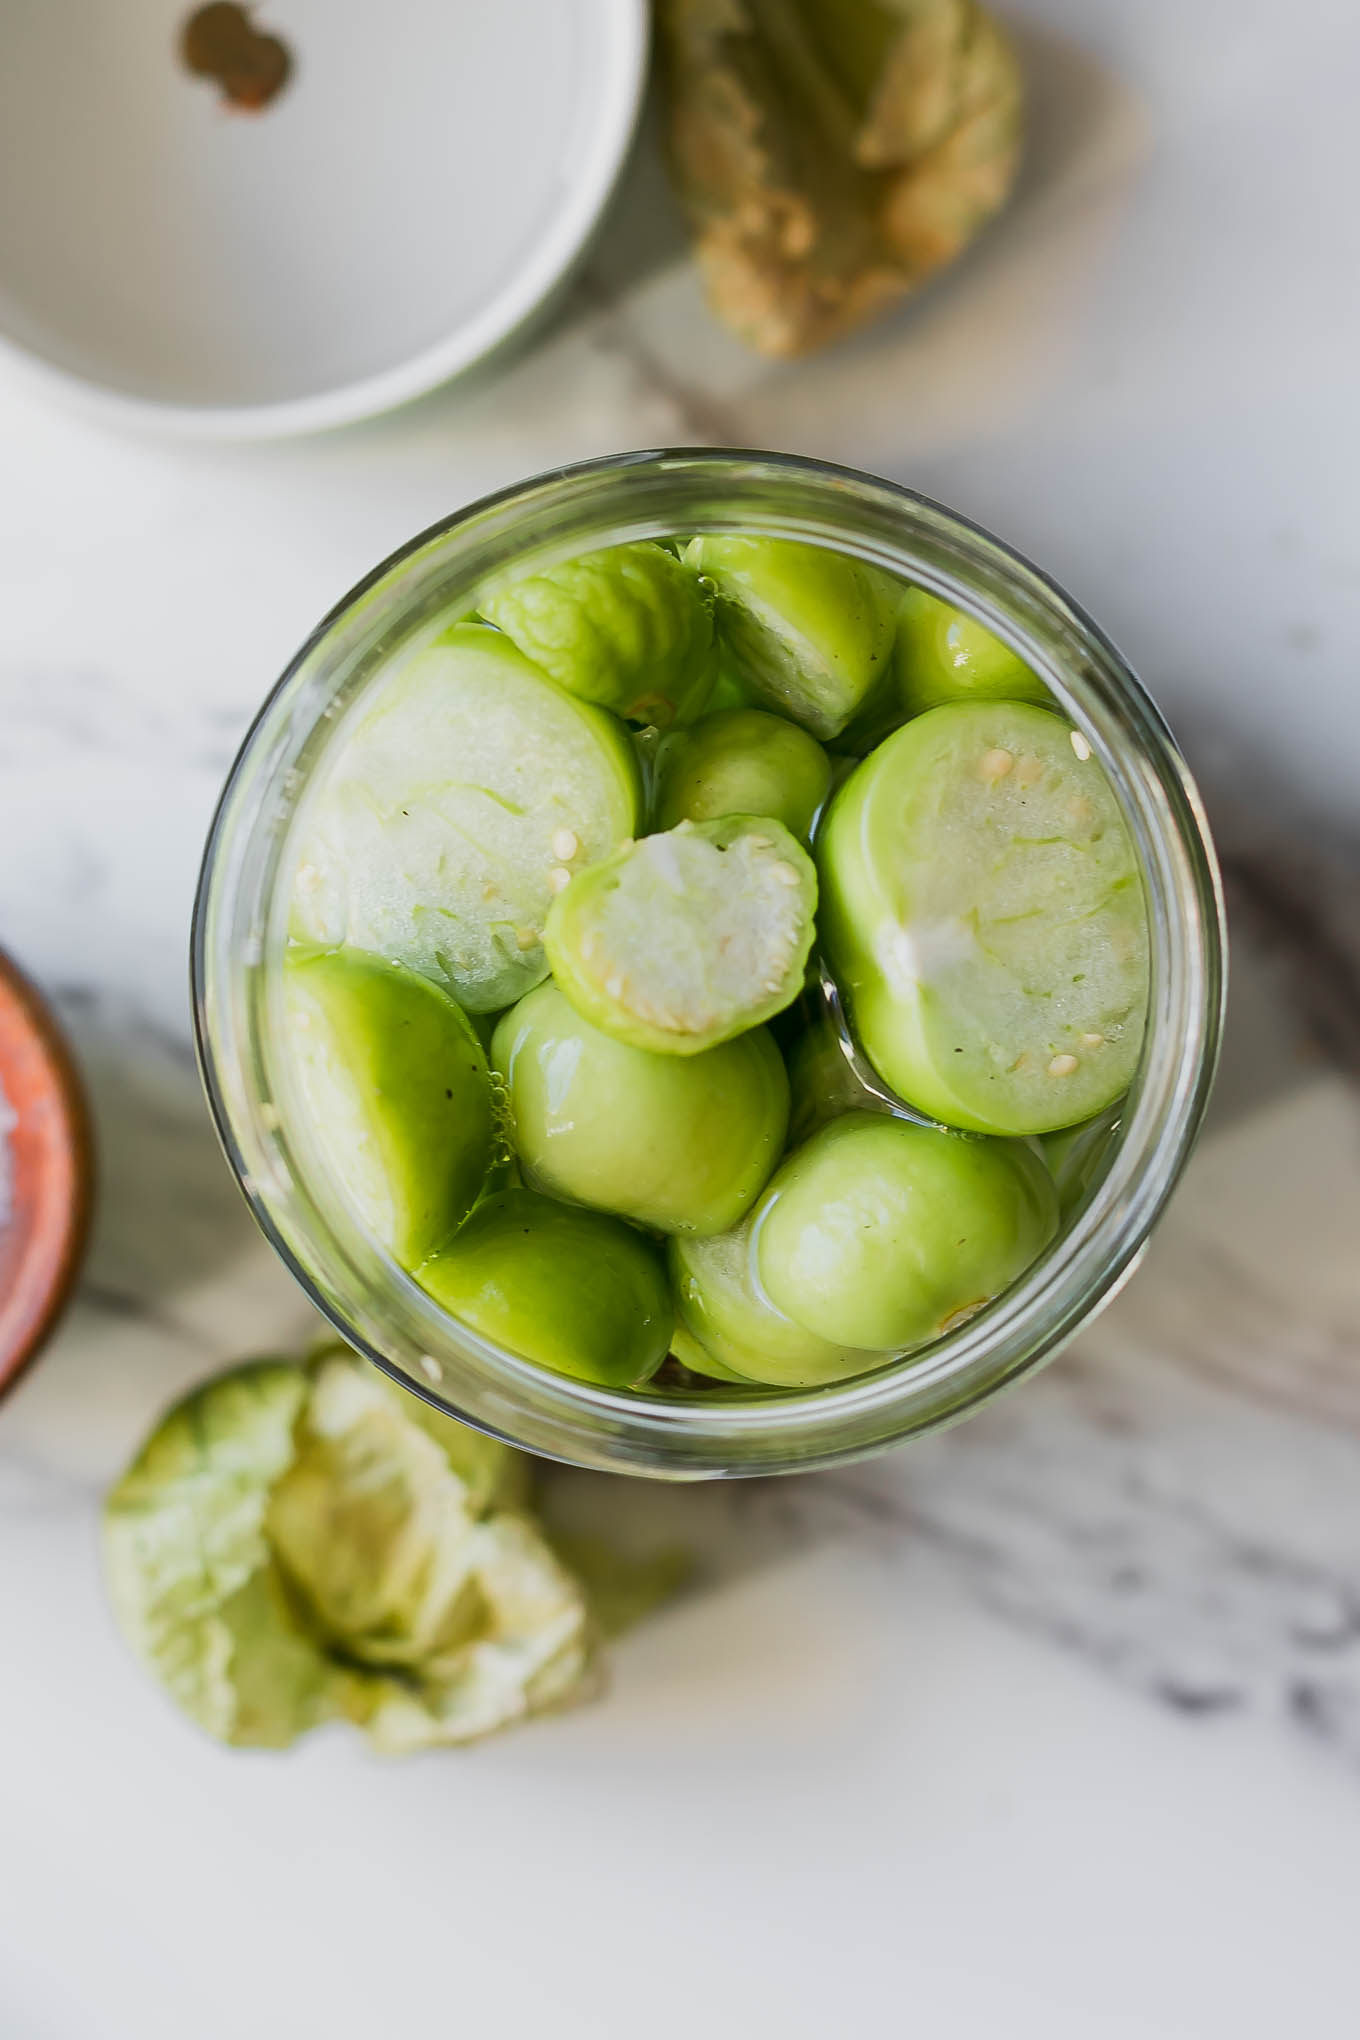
[817,702,1151,1134]
[544,815,817,1056]
[289,623,640,1014]
[685,534,900,739]
[282,947,495,1269]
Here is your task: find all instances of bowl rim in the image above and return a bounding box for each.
[0,950,94,1400]
[0,0,648,440]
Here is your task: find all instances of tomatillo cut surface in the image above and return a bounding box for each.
[544,816,817,1054]
[283,947,495,1269]
[754,1114,1059,1351]
[895,586,1050,714]
[817,702,1150,1134]
[653,708,832,842]
[686,535,900,739]
[479,541,717,729]
[670,1217,886,1388]
[492,982,788,1235]
[289,623,640,1013]
[417,1189,672,1388]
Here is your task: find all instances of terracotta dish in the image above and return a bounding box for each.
[0,951,93,1399]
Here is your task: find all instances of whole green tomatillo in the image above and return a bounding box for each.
[493,981,789,1236]
[670,1215,886,1388]
[652,707,832,843]
[895,586,1050,714]
[479,541,717,728]
[666,1321,756,1385]
[754,1112,1059,1351]
[418,1188,672,1388]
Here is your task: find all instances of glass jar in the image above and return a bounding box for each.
[192,450,1225,1479]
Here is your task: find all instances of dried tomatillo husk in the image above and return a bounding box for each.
[658,0,1023,357]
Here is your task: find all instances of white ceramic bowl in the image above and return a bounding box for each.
[0,0,646,437]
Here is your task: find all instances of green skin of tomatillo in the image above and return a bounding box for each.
[704,656,760,715]
[670,1215,887,1388]
[895,586,1051,715]
[478,541,717,728]
[418,1189,672,1389]
[667,1322,755,1386]
[652,708,832,843]
[784,1003,886,1145]
[830,589,1051,758]
[754,1113,1059,1352]
[492,982,789,1236]
[283,947,495,1269]
[544,814,818,1056]
[685,535,901,740]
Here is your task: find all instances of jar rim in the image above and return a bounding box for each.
[192,448,1226,1479]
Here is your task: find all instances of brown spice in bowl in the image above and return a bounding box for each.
[180,2,293,113]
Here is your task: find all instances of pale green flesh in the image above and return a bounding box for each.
[493,982,789,1236]
[544,815,818,1055]
[671,1216,886,1388]
[282,947,495,1269]
[754,1114,1060,1351]
[818,701,1150,1135]
[288,623,640,1013]
[478,541,716,727]
[686,535,901,739]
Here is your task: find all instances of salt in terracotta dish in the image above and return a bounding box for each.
[0,951,93,1399]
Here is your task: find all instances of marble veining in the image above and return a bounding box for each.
[3,356,1359,1781]
[4,10,1360,2024]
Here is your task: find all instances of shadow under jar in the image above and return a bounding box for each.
[192,450,1225,1479]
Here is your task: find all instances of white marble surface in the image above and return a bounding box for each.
[3,2,1360,2034]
